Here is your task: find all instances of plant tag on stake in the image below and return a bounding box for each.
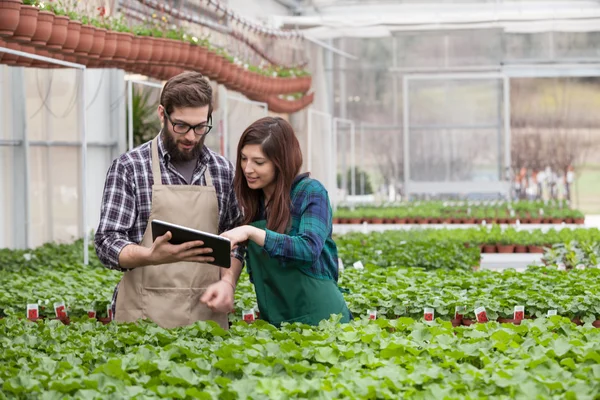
[557,263,566,271]
[54,302,67,319]
[87,309,96,319]
[353,261,364,270]
[576,264,585,270]
[243,308,255,323]
[368,310,377,320]
[454,306,465,320]
[424,307,434,322]
[27,304,39,320]
[107,304,113,321]
[514,306,524,321]
[475,306,488,323]
[547,310,558,316]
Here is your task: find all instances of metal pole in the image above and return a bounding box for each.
[222,86,229,160]
[127,80,133,150]
[504,75,511,192]
[350,122,356,197]
[80,68,89,265]
[360,122,365,195]
[403,75,410,201]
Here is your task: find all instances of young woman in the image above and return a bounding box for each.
[220,117,351,327]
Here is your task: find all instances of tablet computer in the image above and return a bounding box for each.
[151,219,231,268]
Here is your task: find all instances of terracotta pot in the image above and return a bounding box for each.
[112,31,133,63]
[159,38,174,64]
[574,218,585,224]
[46,15,69,49]
[62,20,81,53]
[177,41,190,66]
[12,5,39,42]
[195,46,207,71]
[99,30,117,61]
[86,27,105,58]
[496,244,515,254]
[515,245,527,253]
[528,218,542,224]
[31,10,55,46]
[204,50,216,76]
[126,34,140,63]
[551,218,563,224]
[183,42,198,69]
[528,245,544,253]
[136,35,153,63]
[0,0,22,37]
[483,244,497,253]
[462,319,476,326]
[149,36,164,63]
[74,24,94,56]
[1,39,20,65]
[371,218,384,224]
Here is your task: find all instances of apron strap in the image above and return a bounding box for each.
[204,166,213,187]
[151,135,162,186]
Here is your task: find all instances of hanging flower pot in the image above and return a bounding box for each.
[0,39,20,65]
[98,30,117,63]
[86,27,105,59]
[135,35,152,63]
[112,31,133,64]
[149,36,164,63]
[177,41,190,66]
[183,42,198,70]
[126,34,140,64]
[73,24,94,57]
[12,4,39,42]
[195,45,207,71]
[46,15,69,50]
[0,0,22,37]
[31,10,54,46]
[61,19,81,53]
[158,38,173,65]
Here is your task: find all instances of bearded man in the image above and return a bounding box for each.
[95,72,243,329]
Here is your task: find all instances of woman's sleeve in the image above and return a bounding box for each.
[262,181,332,265]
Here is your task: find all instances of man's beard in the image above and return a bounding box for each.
[161,120,204,162]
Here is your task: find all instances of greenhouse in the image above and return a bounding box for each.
[1,0,600,398]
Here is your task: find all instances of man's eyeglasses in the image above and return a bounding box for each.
[163,109,213,136]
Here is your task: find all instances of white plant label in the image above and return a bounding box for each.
[243,308,255,322]
[27,304,39,320]
[337,258,344,272]
[368,310,377,320]
[514,306,524,321]
[424,307,435,322]
[454,306,465,320]
[353,261,365,270]
[547,310,558,316]
[54,301,67,319]
[475,306,488,323]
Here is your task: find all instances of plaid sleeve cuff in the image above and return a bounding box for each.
[97,237,133,272]
[232,244,245,265]
[263,229,284,258]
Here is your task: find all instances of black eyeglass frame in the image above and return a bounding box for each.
[163,108,213,136]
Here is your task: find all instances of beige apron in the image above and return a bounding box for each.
[114,135,229,329]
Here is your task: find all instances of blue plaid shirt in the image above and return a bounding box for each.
[255,173,339,282]
[94,135,244,313]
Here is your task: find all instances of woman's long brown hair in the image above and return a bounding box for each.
[234,117,303,233]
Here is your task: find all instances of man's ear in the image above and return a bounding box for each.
[157,105,164,123]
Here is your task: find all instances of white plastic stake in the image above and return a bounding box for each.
[475,306,488,323]
[424,307,434,322]
[514,306,524,321]
[353,261,365,270]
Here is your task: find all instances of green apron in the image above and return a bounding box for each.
[246,220,351,327]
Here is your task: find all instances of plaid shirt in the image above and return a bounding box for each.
[94,135,244,312]
[259,173,339,281]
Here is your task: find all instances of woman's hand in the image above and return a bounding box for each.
[220,226,252,250]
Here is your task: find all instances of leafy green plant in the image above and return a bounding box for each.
[128,86,161,147]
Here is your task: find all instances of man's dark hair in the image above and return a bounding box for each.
[160,71,213,118]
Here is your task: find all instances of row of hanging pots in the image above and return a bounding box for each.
[0,1,313,112]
